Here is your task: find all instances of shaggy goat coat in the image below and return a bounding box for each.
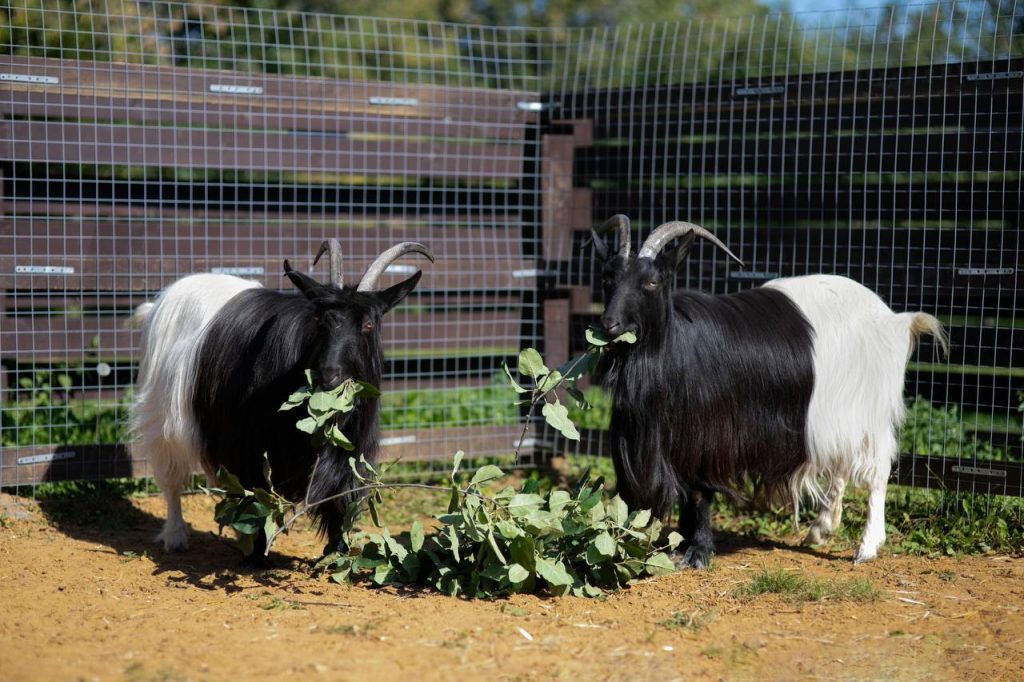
[131,255,424,556]
[601,273,945,564]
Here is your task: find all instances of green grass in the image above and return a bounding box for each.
[736,567,879,602]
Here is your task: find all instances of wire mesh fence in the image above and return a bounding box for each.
[1,1,1021,497]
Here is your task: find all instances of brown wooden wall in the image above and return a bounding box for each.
[547,57,1023,492]
[0,55,546,485]
[2,53,1021,494]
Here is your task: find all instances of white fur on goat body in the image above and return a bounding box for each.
[765,274,947,562]
[130,273,262,551]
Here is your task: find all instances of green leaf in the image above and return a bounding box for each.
[536,370,563,395]
[566,385,591,410]
[507,563,530,584]
[495,520,524,539]
[326,422,355,450]
[215,467,246,495]
[593,531,617,558]
[501,361,530,393]
[487,530,507,564]
[585,326,610,347]
[517,348,548,379]
[470,464,505,486]
[367,496,382,528]
[261,453,274,488]
[535,556,574,588]
[613,330,638,344]
[666,531,684,550]
[279,386,310,411]
[451,451,464,479]
[295,417,318,434]
[630,509,652,529]
[644,553,677,576]
[447,525,461,563]
[509,535,536,573]
[353,380,381,397]
[506,493,545,517]
[410,520,425,553]
[558,352,598,381]
[548,490,572,514]
[541,400,581,441]
[608,495,629,526]
[308,391,335,413]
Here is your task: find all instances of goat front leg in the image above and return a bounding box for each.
[676,486,715,569]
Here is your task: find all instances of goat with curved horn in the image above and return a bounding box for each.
[358,242,435,292]
[313,238,345,288]
[591,214,633,261]
[638,221,745,267]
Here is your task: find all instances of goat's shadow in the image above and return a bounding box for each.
[34,483,308,594]
[707,528,852,563]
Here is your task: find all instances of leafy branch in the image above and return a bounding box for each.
[205,335,682,598]
[502,326,636,458]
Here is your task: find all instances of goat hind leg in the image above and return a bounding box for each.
[803,475,847,546]
[854,450,892,563]
[151,443,193,552]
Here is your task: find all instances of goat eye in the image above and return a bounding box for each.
[643,280,658,291]
[362,318,374,333]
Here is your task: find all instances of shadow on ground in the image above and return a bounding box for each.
[33,487,306,593]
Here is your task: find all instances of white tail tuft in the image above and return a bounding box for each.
[126,302,156,329]
[904,312,949,358]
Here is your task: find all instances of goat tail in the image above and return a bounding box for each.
[900,311,949,359]
[126,301,156,329]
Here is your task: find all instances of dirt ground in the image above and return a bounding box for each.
[1,491,1023,682]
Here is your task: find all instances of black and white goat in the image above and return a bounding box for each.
[591,215,946,566]
[131,240,432,558]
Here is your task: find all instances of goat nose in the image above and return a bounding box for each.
[601,316,622,336]
[319,370,344,389]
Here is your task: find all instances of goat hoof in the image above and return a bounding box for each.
[241,552,273,569]
[155,528,190,553]
[676,545,713,570]
[802,527,825,546]
[853,549,877,564]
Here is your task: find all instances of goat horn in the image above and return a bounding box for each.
[313,239,345,287]
[594,214,632,260]
[357,242,435,292]
[637,221,744,267]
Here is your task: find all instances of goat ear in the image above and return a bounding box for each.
[284,261,322,298]
[375,270,422,313]
[662,231,697,270]
[589,229,610,261]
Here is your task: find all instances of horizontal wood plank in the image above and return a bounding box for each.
[0,309,525,361]
[0,209,525,261]
[0,256,539,291]
[0,424,523,486]
[0,55,537,127]
[0,120,525,178]
[577,129,1024,178]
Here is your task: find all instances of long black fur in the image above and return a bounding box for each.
[190,268,420,558]
[595,243,815,567]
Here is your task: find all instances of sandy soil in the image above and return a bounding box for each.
[1,491,1023,682]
